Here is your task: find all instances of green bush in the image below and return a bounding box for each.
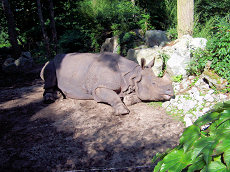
[0,30,10,48]
[58,29,91,53]
[187,16,230,83]
[77,0,151,52]
[118,31,144,56]
[153,100,230,172]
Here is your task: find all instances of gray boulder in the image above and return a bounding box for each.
[145,30,169,47]
[2,52,33,73]
[2,57,17,73]
[100,36,119,54]
[164,35,207,76]
[126,47,163,76]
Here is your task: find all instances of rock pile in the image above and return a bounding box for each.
[162,76,229,127]
[2,52,33,73]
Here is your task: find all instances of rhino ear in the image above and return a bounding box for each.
[147,56,155,68]
[141,58,146,69]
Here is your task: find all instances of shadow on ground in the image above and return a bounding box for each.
[0,79,184,172]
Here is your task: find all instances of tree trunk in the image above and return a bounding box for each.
[48,0,57,53]
[36,0,50,58]
[177,0,194,38]
[1,0,21,58]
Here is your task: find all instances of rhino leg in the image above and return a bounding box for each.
[42,60,58,103]
[94,88,130,115]
[123,93,141,106]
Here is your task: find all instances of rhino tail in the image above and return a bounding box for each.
[40,61,50,81]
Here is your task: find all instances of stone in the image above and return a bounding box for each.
[100,36,119,54]
[184,114,193,127]
[2,57,17,73]
[219,94,227,100]
[204,94,214,102]
[163,35,207,77]
[201,68,228,90]
[190,38,207,50]
[162,101,170,108]
[21,52,32,58]
[202,108,210,113]
[14,56,33,72]
[145,30,169,47]
[126,47,163,76]
[166,53,188,77]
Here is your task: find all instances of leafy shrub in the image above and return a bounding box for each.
[77,0,151,52]
[172,75,183,82]
[118,31,144,56]
[58,29,91,53]
[153,100,230,172]
[187,15,230,83]
[0,30,10,48]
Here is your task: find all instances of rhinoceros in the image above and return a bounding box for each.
[40,52,174,115]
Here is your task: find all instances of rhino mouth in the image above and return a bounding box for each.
[162,94,172,100]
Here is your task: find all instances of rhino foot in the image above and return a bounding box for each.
[43,93,55,104]
[114,103,130,115]
[123,94,141,106]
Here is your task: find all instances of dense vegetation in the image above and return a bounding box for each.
[153,100,230,172]
[1,0,230,79]
[1,0,229,53]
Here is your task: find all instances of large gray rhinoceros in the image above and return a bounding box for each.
[40,52,174,115]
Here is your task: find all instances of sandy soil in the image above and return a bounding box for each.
[0,76,184,172]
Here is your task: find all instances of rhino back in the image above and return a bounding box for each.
[54,53,99,99]
[53,52,139,99]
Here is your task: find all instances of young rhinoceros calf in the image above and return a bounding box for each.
[40,52,174,115]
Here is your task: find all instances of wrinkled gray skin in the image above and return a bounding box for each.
[40,52,174,115]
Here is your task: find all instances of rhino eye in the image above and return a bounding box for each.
[152,82,155,85]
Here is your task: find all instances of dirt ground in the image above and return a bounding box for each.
[0,72,184,172]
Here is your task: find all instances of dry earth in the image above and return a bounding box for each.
[0,76,184,172]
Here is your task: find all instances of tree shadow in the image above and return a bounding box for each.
[0,91,182,171]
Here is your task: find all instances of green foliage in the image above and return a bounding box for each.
[76,0,150,52]
[153,101,230,172]
[118,31,144,56]
[58,29,91,53]
[172,75,183,83]
[0,30,10,48]
[166,27,177,40]
[187,15,230,83]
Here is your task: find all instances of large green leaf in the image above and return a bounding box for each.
[194,112,220,127]
[216,138,230,155]
[153,160,164,172]
[159,150,192,172]
[188,155,205,172]
[224,148,230,169]
[208,161,228,172]
[179,125,201,152]
[192,137,218,164]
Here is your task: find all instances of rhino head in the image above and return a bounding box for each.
[134,58,174,101]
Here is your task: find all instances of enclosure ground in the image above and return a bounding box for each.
[0,74,184,171]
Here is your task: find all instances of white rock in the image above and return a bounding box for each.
[190,38,207,50]
[202,108,210,113]
[207,90,214,95]
[204,94,214,102]
[177,103,183,110]
[184,114,193,127]
[219,94,227,100]
[162,101,170,108]
[166,53,188,76]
